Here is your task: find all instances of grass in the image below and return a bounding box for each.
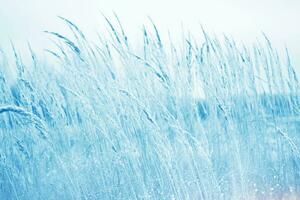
[0,16,299,199]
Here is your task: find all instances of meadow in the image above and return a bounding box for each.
[0,17,299,199]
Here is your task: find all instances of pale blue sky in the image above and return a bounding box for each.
[0,0,299,65]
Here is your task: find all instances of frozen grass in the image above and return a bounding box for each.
[0,17,300,199]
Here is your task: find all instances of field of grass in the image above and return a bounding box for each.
[0,17,299,199]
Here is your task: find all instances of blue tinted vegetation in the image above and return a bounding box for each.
[0,17,299,199]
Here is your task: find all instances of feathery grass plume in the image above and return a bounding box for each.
[44,31,85,63]
[0,17,299,200]
[113,12,129,50]
[44,31,81,54]
[102,13,122,45]
[58,16,86,41]
[27,42,37,68]
[0,105,48,139]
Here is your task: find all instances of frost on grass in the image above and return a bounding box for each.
[0,18,300,200]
